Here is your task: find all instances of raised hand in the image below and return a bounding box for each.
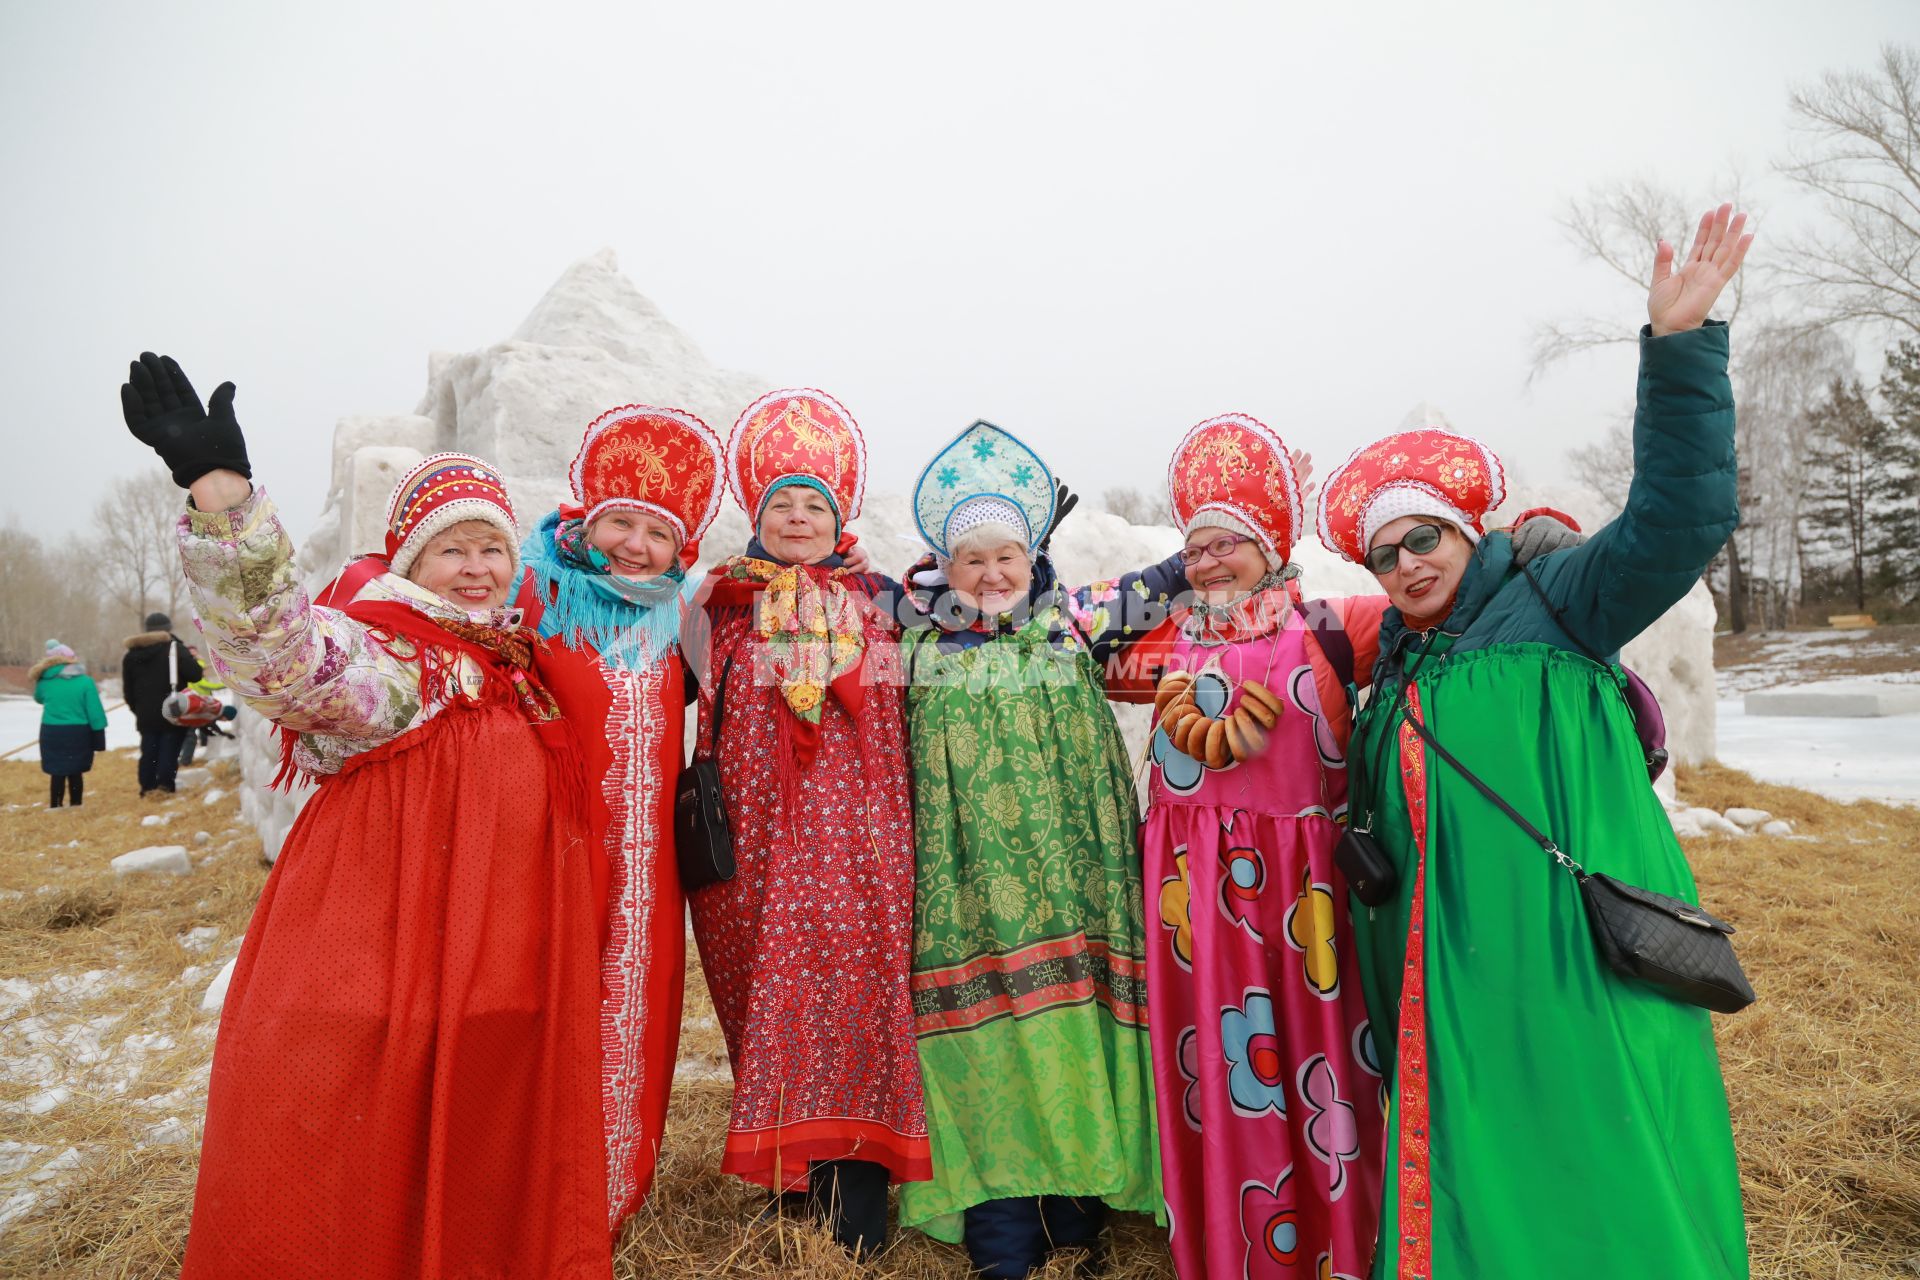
[120,352,252,488]
[1290,448,1317,507]
[1042,479,1080,550]
[1647,204,1754,337]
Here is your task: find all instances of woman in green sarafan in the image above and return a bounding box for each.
[896,421,1184,1278]
[1319,204,1755,1279]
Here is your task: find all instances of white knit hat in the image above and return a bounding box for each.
[1358,483,1482,556]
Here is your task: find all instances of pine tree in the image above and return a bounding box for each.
[1873,341,1920,603]
[1801,377,1893,611]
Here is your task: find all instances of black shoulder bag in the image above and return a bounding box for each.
[1401,709,1755,1014]
[674,651,737,892]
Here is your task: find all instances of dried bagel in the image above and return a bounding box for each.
[1203,717,1231,768]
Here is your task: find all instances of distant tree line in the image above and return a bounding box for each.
[0,472,188,678]
[1539,44,1920,630]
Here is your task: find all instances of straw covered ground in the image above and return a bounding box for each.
[0,753,1915,1278]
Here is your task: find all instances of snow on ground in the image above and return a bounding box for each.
[1716,698,1920,806]
[0,695,140,763]
[1717,628,1920,696]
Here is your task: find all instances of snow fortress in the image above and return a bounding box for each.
[233,251,1717,858]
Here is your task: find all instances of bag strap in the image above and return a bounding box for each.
[1397,703,1590,882]
[708,650,738,740]
[168,639,178,690]
[1516,561,1604,664]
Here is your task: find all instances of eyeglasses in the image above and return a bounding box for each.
[1179,534,1256,565]
[1364,522,1446,576]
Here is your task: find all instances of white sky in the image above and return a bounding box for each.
[3,1,1915,541]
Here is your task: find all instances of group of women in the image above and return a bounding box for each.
[125,203,1755,1279]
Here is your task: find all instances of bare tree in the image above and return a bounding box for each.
[1774,45,1920,338]
[1531,174,1757,628]
[1565,415,1635,512]
[1529,176,1750,378]
[1733,325,1853,626]
[0,529,116,670]
[92,472,188,629]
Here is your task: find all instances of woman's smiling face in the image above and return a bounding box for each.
[587,509,679,579]
[1369,515,1473,618]
[758,485,838,564]
[1182,527,1270,603]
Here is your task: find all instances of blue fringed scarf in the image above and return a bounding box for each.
[523,510,694,669]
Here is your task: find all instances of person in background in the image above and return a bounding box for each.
[123,608,200,796]
[177,647,225,765]
[31,639,107,809]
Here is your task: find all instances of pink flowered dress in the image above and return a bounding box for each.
[1141,591,1387,1280]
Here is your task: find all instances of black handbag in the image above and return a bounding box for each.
[1399,709,1755,1015]
[674,653,737,892]
[1334,827,1398,908]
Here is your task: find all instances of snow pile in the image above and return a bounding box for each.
[110,845,192,877]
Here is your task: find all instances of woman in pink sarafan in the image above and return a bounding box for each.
[1122,413,1388,1280]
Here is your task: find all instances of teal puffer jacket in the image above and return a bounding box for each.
[1374,320,1734,679]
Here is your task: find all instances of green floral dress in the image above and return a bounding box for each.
[900,604,1161,1241]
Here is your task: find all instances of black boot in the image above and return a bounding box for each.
[807,1158,891,1259]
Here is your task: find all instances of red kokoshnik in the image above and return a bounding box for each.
[1167,412,1305,563]
[568,404,725,566]
[1316,428,1507,565]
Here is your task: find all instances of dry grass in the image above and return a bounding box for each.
[1,754,1915,1276]
[1678,764,1920,1279]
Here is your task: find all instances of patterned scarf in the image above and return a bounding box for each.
[704,556,868,725]
[1180,568,1301,646]
[524,511,690,669]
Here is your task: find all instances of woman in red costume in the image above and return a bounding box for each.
[689,388,931,1258]
[521,404,730,1233]
[121,352,610,1280]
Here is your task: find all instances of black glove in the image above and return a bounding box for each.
[1040,480,1080,550]
[120,352,252,488]
[90,729,107,752]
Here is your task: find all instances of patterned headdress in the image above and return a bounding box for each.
[1316,428,1506,565]
[727,388,867,528]
[569,404,725,562]
[911,420,1056,559]
[1167,412,1304,566]
[384,452,519,579]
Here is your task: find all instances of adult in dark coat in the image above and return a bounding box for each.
[122,610,201,795]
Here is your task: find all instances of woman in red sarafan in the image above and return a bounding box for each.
[522,403,731,1232]
[689,387,931,1258]
[121,352,611,1280]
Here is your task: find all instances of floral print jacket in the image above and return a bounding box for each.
[178,486,498,777]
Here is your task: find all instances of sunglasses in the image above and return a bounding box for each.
[1364,522,1446,576]
[1179,534,1257,565]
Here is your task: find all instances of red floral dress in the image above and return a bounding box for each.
[686,567,931,1189]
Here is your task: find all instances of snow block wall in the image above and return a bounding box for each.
[239,253,1717,857]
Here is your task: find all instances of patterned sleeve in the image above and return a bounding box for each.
[1065,550,1186,666]
[177,485,427,744]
